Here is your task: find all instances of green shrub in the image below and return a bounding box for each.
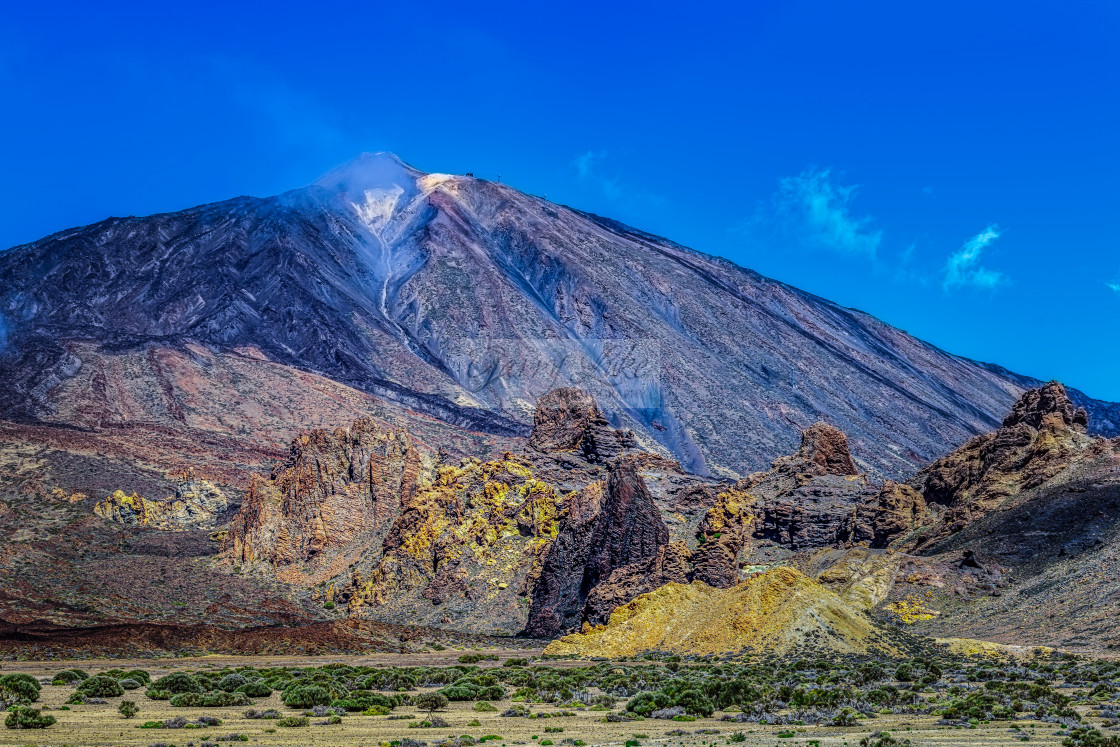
[475,700,499,712]
[65,692,86,705]
[124,669,151,684]
[119,700,140,719]
[415,692,449,717]
[277,716,310,727]
[169,690,252,707]
[672,689,714,717]
[236,681,272,697]
[218,673,250,692]
[51,669,89,686]
[0,674,39,703]
[626,691,672,716]
[78,675,124,698]
[149,672,203,695]
[282,684,333,708]
[119,678,143,690]
[5,706,56,729]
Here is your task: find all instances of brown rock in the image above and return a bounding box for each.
[795,422,859,476]
[525,454,669,636]
[224,418,425,566]
[528,387,636,463]
[907,382,1093,550]
[848,481,927,548]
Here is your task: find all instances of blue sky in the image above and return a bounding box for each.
[2,1,1118,399]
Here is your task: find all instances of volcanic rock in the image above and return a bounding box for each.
[906,382,1094,550]
[544,566,905,657]
[847,481,928,548]
[224,419,428,567]
[93,474,228,529]
[528,387,636,463]
[525,455,671,636]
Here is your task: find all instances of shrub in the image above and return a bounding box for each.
[5,706,56,729]
[78,675,124,698]
[0,674,40,703]
[51,669,89,686]
[474,701,499,712]
[673,689,714,717]
[415,692,449,718]
[119,700,140,719]
[861,732,911,747]
[282,684,333,708]
[169,690,252,707]
[277,716,310,727]
[124,669,151,684]
[150,672,203,695]
[236,681,272,697]
[119,678,143,690]
[65,692,86,705]
[627,691,672,716]
[217,673,250,692]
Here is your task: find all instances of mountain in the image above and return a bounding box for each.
[0,152,1116,484]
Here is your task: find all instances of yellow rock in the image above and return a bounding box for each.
[544,566,900,657]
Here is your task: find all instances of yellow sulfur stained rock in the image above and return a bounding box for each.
[544,566,902,657]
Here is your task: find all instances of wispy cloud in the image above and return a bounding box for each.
[741,167,882,259]
[1107,274,1120,294]
[942,225,1006,291]
[572,150,663,208]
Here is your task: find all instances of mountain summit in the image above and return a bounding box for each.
[0,154,1116,478]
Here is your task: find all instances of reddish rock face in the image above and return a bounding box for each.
[528,387,636,463]
[906,382,1094,551]
[796,423,860,476]
[224,419,425,568]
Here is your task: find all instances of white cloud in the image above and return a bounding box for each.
[746,167,882,259]
[1107,276,1120,294]
[942,225,1006,291]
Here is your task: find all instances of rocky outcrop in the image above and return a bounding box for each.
[545,566,905,657]
[906,382,1093,550]
[582,541,692,627]
[847,481,927,548]
[525,454,670,636]
[528,388,636,463]
[93,474,229,529]
[346,455,566,634]
[223,419,428,566]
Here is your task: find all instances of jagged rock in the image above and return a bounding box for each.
[224,419,427,566]
[690,486,754,588]
[347,455,566,634]
[847,481,927,548]
[793,422,860,476]
[528,388,636,463]
[582,541,692,627]
[93,474,229,529]
[907,382,1094,550]
[526,455,670,636]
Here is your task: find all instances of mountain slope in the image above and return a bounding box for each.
[1,152,1116,479]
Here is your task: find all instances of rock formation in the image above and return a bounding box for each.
[224,419,428,567]
[905,382,1093,550]
[528,387,636,462]
[544,566,905,657]
[93,474,228,529]
[525,455,673,636]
